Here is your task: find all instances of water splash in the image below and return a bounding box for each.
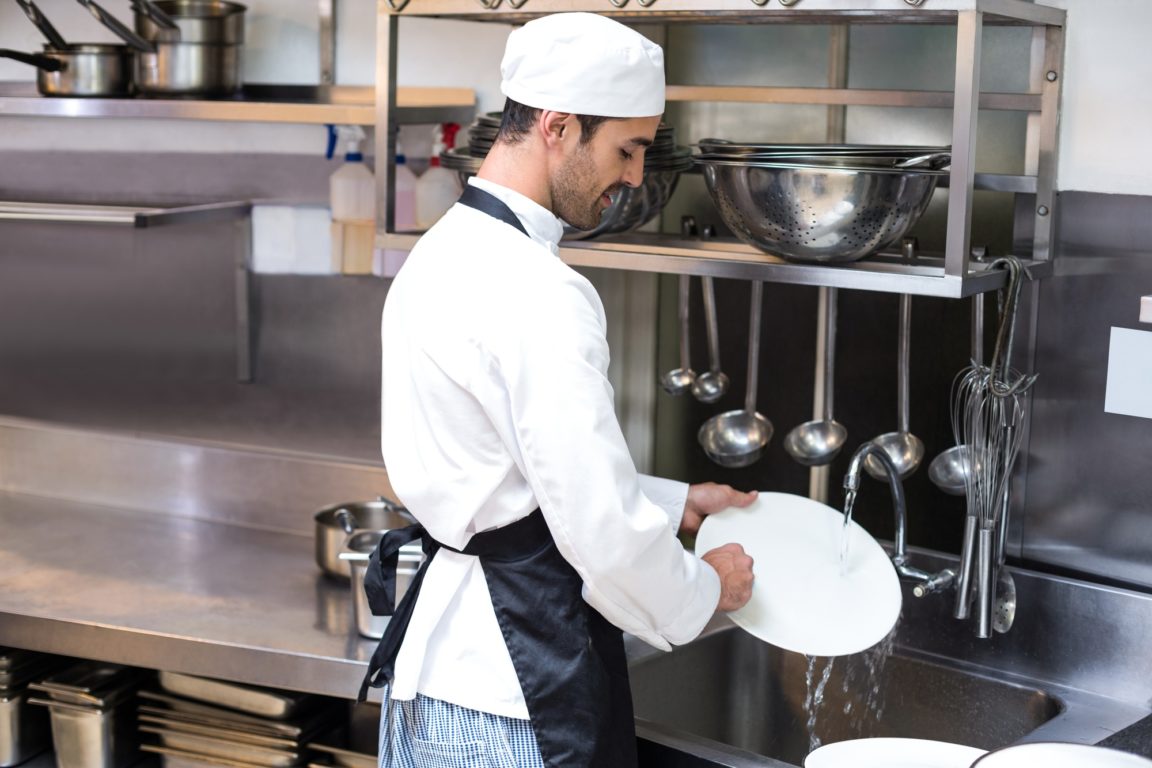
[804,655,836,753]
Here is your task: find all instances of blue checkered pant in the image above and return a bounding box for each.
[378,688,545,768]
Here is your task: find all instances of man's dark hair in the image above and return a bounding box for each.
[497,98,612,145]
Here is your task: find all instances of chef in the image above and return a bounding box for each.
[363,12,757,768]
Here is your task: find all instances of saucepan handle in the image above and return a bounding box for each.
[131,0,180,32]
[13,0,69,50]
[0,48,63,71]
[73,0,155,52]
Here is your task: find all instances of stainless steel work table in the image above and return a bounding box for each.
[0,490,379,701]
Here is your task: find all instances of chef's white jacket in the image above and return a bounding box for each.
[379,177,721,719]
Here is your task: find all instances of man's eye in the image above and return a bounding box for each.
[620,150,634,161]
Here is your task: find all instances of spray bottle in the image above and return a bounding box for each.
[327,124,376,274]
[415,122,462,230]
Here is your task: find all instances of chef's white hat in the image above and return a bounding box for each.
[500,12,665,119]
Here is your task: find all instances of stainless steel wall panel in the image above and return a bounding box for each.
[1023,191,1152,590]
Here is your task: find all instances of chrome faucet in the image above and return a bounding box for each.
[842,442,955,597]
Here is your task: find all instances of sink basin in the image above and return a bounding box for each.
[631,624,1060,767]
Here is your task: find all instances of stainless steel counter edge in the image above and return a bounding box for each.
[0,611,381,703]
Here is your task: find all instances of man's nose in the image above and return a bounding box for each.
[622,152,645,188]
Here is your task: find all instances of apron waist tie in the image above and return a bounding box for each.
[357,509,548,702]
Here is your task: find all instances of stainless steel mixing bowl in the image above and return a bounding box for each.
[697,158,945,263]
[440,147,691,240]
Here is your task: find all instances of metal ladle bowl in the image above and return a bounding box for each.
[864,291,924,480]
[660,274,696,396]
[691,276,729,404]
[928,444,972,496]
[784,287,847,466]
[867,430,925,481]
[699,281,772,467]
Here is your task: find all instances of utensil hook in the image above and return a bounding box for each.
[987,257,1037,397]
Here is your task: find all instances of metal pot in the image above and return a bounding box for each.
[133,0,244,96]
[134,0,247,44]
[314,497,415,580]
[78,0,245,98]
[0,44,134,97]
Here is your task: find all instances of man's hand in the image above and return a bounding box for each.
[679,482,758,537]
[701,543,754,612]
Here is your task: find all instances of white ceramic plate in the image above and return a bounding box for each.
[695,492,901,657]
[973,742,1152,767]
[805,737,986,768]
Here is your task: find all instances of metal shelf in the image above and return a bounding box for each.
[0,200,251,227]
[379,0,1064,25]
[377,232,1050,298]
[375,0,1064,286]
[0,83,475,126]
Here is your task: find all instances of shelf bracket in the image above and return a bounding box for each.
[319,0,337,85]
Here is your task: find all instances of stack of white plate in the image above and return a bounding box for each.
[137,672,342,768]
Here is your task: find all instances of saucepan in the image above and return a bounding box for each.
[314,497,415,580]
[75,0,246,98]
[0,44,134,97]
[4,0,134,97]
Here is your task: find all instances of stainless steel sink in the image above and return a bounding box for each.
[631,625,1059,766]
[626,549,1152,768]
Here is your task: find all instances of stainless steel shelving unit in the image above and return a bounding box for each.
[0,82,475,126]
[373,0,1065,298]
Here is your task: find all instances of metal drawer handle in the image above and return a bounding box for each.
[506,0,529,7]
[608,0,629,7]
[383,0,411,11]
[636,0,658,6]
[904,0,927,5]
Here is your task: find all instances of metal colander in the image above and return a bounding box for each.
[697,157,945,263]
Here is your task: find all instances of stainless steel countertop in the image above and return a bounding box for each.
[0,490,380,701]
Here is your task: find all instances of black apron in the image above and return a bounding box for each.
[359,185,637,768]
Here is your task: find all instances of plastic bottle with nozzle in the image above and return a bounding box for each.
[415,122,462,230]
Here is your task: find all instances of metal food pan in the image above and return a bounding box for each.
[142,726,303,768]
[139,692,303,736]
[158,673,314,721]
[0,689,51,768]
[29,696,140,768]
[139,714,300,749]
[304,743,374,768]
[137,692,340,741]
[142,742,270,768]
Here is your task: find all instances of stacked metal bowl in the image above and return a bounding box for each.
[694,140,951,263]
[442,113,693,239]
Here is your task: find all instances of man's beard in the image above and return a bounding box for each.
[551,143,613,231]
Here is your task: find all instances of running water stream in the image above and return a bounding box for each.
[803,617,901,753]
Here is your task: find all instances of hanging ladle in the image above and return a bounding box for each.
[691,276,729,403]
[698,281,773,467]
[660,274,696,395]
[929,289,985,496]
[865,290,925,481]
[784,286,847,466]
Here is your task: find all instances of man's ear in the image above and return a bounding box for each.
[539,111,574,149]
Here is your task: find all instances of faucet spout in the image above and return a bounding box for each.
[842,442,954,596]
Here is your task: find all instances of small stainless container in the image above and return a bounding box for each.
[314,498,414,580]
[0,688,51,768]
[340,532,423,640]
[27,698,139,768]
